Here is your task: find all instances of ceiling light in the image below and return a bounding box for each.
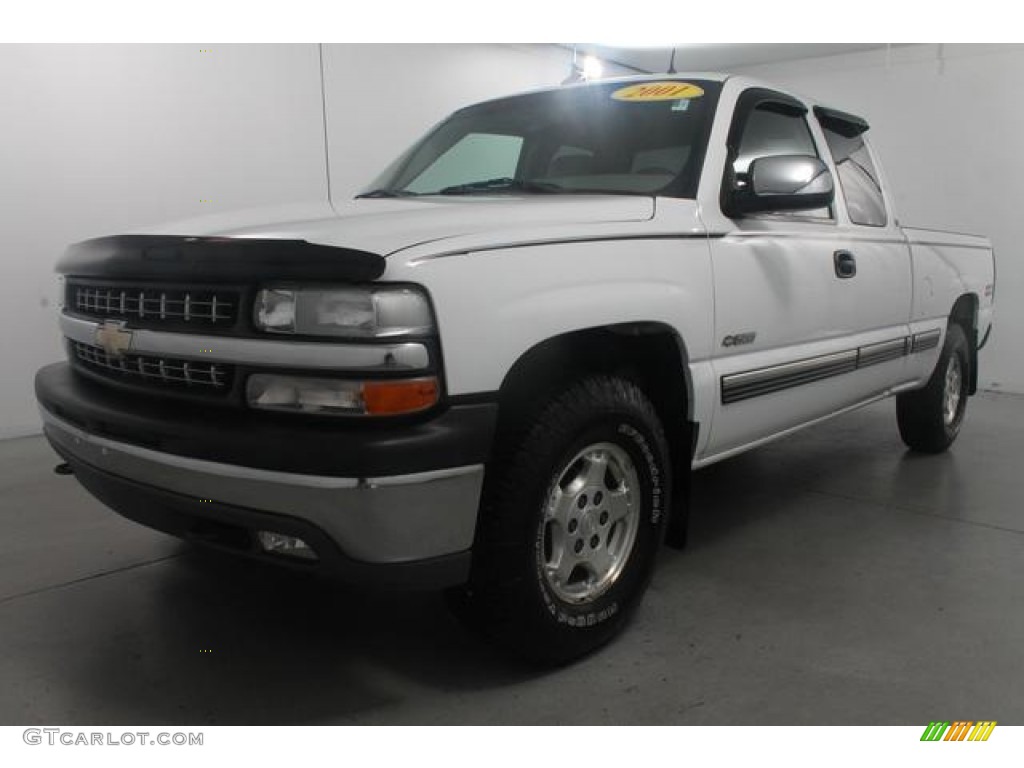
[582,55,603,80]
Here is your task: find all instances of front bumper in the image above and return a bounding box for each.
[36,363,497,588]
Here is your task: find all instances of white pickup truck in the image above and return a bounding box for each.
[36,74,995,663]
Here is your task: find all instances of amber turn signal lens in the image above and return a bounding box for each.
[362,377,439,415]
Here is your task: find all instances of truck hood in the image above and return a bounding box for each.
[141,196,656,257]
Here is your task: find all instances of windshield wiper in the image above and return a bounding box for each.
[437,178,565,195]
[355,188,418,199]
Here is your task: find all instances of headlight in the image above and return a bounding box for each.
[247,374,439,416]
[254,285,433,338]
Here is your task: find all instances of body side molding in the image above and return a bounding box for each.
[721,331,941,404]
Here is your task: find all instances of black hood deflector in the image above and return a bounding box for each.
[58,235,387,283]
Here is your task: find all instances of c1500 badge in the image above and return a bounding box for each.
[722,332,756,348]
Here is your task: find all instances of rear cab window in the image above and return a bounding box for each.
[815,106,888,227]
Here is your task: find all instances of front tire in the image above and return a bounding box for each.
[897,323,969,453]
[449,376,671,665]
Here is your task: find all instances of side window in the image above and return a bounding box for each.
[733,106,819,174]
[821,127,887,227]
[406,133,523,193]
[733,104,829,219]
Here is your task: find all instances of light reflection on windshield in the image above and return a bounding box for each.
[360,80,721,200]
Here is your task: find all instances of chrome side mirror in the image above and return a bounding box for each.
[729,155,834,215]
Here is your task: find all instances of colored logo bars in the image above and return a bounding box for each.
[920,721,996,742]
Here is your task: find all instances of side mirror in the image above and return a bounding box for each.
[728,154,834,215]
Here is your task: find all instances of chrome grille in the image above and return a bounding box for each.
[69,282,238,326]
[71,341,233,393]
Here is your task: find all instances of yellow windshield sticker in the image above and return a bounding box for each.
[611,82,704,102]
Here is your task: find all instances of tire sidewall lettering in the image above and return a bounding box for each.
[533,416,665,630]
[617,422,663,525]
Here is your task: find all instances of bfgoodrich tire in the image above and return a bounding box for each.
[897,323,970,453]
[448,376,671,665]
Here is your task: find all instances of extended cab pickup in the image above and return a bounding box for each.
[36,74,995,663]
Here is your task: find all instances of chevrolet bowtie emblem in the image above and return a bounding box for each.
[94,320,133,357]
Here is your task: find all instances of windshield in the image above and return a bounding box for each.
[361,79,721,199]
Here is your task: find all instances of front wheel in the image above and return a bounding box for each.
[448,376,671,665]
[896,323,970,453]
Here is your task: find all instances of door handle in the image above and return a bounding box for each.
[834,250,857,279]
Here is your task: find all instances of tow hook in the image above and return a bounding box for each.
[54,463,73,476]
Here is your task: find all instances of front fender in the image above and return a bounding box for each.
[405,238,715,398]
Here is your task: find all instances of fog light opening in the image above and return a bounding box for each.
[256,531,319,561]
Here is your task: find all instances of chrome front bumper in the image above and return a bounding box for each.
[41,407,484,565]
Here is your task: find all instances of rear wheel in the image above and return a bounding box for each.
[897,323,969,453]
[448,376,670,665]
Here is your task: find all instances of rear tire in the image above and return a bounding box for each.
[897,323,969,453]
[448,375,670,665]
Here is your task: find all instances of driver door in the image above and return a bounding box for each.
[702,89,860,460]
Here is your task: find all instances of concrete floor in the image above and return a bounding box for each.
[1,391,1022,725]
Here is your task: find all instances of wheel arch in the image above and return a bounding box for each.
[494,323,697,547]
[497,322,693,431]
[949,293,979,395]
